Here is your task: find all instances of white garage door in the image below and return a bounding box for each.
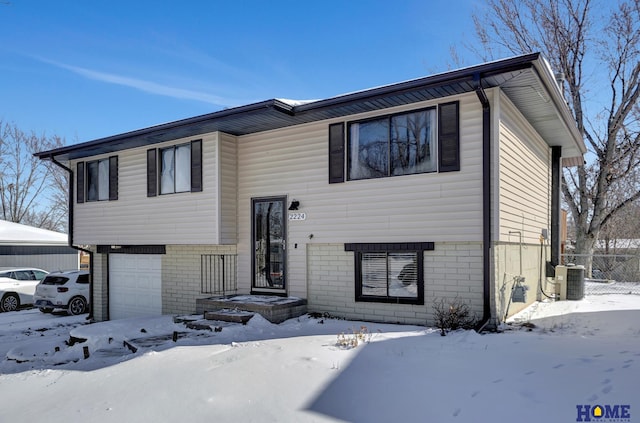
[109,254,162,320]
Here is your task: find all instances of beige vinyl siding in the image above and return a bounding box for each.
[73,133,222,245]
[496,91,551,244]
[490,92,553,322]
[237,93,484,295]
[218,133,238,244]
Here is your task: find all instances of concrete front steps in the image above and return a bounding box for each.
[195,295,307,324]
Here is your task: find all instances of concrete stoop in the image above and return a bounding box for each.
[196,295,308,324]
[204,309,255,324]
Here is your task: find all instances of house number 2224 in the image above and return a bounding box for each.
[288,213,307,221]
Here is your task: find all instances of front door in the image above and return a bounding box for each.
[252,197,286,292]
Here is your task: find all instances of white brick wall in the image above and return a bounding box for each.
[424,242,484,320]
[307,242,484,326]
[162,245,237,315]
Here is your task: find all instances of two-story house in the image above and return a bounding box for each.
[37,53,585,328]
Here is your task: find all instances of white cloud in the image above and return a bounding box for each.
[39,58,236,107]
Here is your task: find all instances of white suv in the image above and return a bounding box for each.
[34,270,90,315]
[0,267,49,312]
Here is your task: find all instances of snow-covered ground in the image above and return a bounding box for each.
[0,295,638,423]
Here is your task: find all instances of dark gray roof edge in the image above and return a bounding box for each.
[36,53,545,160]
[35,99,280,159]
[294,52,541,113]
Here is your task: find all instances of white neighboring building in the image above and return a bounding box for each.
[0,220,79,271]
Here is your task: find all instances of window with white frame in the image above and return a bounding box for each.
[160,143,191,194]
[147,139,202,197]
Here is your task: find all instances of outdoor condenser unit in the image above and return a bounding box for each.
[555,265,586,300]
[565,265,585,300]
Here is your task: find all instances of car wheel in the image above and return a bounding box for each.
[39,307,54,313]
[67,296,87,315]
[1,293,20,312]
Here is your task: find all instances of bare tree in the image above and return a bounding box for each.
[600,198,640,250]
[471,0,640,273]
[0,120,68,232]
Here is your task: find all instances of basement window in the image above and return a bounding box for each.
[345,242,433,305]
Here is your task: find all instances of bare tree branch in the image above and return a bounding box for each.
[471,0,640,273]
[0,120,68,232]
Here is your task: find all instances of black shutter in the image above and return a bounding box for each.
[328,123,345,183]
[438,101,460,172]
[147,149,157,197]
[109,156,118,201]
[191,139,202,192]
[76,162,85,203]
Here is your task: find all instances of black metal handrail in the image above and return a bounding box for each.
[201,254,237,295]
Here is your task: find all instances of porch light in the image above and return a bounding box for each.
[288,200,300,210]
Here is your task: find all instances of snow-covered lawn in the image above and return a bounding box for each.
[0,295,638,423]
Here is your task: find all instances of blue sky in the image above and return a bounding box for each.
[0,0,484,145]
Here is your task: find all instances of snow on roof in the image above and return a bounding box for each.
[0,220,68,245]
[275,98,319,107]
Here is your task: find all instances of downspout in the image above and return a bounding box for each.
[49,156,94,321]
[550,146,562,267]
[474,73,492,332]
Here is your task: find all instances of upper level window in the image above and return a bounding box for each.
[161,144,191,194]
[349,108,437,180]
[329,101,459,183]
[76,156,118,203]
[87,158,109,201]
[147,139,202,197]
